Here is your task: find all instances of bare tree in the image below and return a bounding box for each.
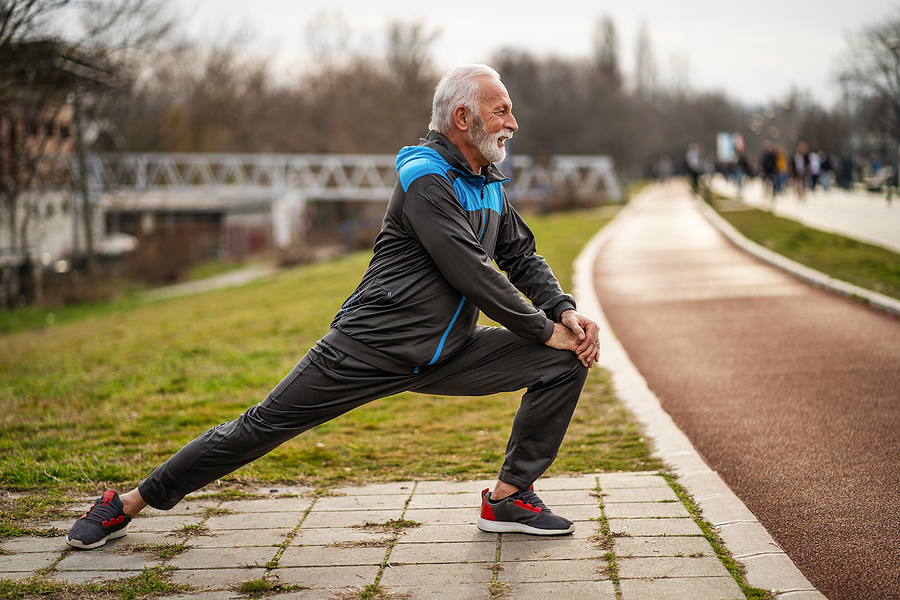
[385,21,439,142]
[838,9,900,173]
[0,0,174,305]
[592,16,622,91]
[634,21,657,103]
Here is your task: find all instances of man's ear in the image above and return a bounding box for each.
[452,105,470,132]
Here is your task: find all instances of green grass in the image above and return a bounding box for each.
[0,567,186,600]
[0,207,662,519]
[0,261,262,337]
[0,293,143,336]
[187,258,266,281]
[712,197,900,301]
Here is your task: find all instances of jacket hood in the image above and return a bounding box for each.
[396,130,509,185]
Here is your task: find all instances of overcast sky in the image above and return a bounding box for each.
[180,0,896,108]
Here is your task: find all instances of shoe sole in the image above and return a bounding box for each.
[66,527,128,550]
[477,517,574,536]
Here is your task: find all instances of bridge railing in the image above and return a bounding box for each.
[41,152,622,201]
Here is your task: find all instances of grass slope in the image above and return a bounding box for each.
[0,206,661,501]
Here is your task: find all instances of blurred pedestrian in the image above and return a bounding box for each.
[775,144,789,198]
[761,140,777,199]
[685,142,704,195]
[735,150,750,198]
[792,142,809,200]
[820,152,832,191]
[808,149,821,192]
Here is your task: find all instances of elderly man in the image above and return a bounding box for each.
[66,64,600,549]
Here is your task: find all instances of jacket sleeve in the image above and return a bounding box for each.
[494,194,576,322]
[401,176,556,343]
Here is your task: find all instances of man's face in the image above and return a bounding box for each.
[468,77,518,166]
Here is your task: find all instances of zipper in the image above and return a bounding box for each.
[427,296,467,365]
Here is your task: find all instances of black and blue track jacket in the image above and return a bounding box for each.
[324,131,576,373]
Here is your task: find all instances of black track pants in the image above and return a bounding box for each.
[138,326,588,510]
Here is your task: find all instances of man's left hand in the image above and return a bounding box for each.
[560,309,600,368]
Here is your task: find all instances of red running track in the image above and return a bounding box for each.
[592,181,900,600]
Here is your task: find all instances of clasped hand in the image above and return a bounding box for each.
[544,309,601,368]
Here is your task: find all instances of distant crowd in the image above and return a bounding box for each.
[756,140,865,199]
[661,141,897,199]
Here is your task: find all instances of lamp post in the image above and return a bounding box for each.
[884,38,900,203]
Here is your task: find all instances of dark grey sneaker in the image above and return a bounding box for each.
[477,487,574,536]
[66,491,131,549]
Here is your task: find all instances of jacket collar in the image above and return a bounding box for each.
[420,130,508,184]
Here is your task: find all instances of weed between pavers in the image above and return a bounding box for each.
[327,539,392,548]
[351,584,414,600]
[308,487,347,498]
[488,579,510,599]
[234,577,306,598]
[356,519,420,534]
[590,482,621,598]
[113,542,187,560]
[189,488,266,502]
[172,523,211,539]
[0,566,186,600]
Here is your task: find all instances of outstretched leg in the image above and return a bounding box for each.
[138,342,414,510]
[67,341,414,549]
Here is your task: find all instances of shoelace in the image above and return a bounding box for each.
[513,489,548,511]
[80,492,118,523]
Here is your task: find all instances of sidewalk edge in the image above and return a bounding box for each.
[694,194,900,318]
[573,196,826,599]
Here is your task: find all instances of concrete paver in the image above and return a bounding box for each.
[498,558,606,583]
[51,570,153,584]
[617,556,731,579]
[170,567,268,587]
[271,565,380,588]
[279,545,387,567]
[168,546,277,569]
[1,473,761,598]
[0,552,58,575]
[388,540,496,564]
[619,576,744,600]
[615,536,716,558]
[500,537,598,561]
[608,517,702,537]
[185,528,290,548]
[604,501,690,518]
[506,580,618,599]
[57,550,160,571]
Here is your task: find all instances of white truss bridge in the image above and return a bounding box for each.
[87,152,621,202]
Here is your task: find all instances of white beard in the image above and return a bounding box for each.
[470,118,513,164]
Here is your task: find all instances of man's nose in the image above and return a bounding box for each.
[505,112,518,132]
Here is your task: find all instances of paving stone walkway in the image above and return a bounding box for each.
[2,473,747,600]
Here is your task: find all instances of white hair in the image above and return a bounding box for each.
[429,64,501,136]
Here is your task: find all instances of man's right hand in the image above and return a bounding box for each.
[545,321,598,368]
